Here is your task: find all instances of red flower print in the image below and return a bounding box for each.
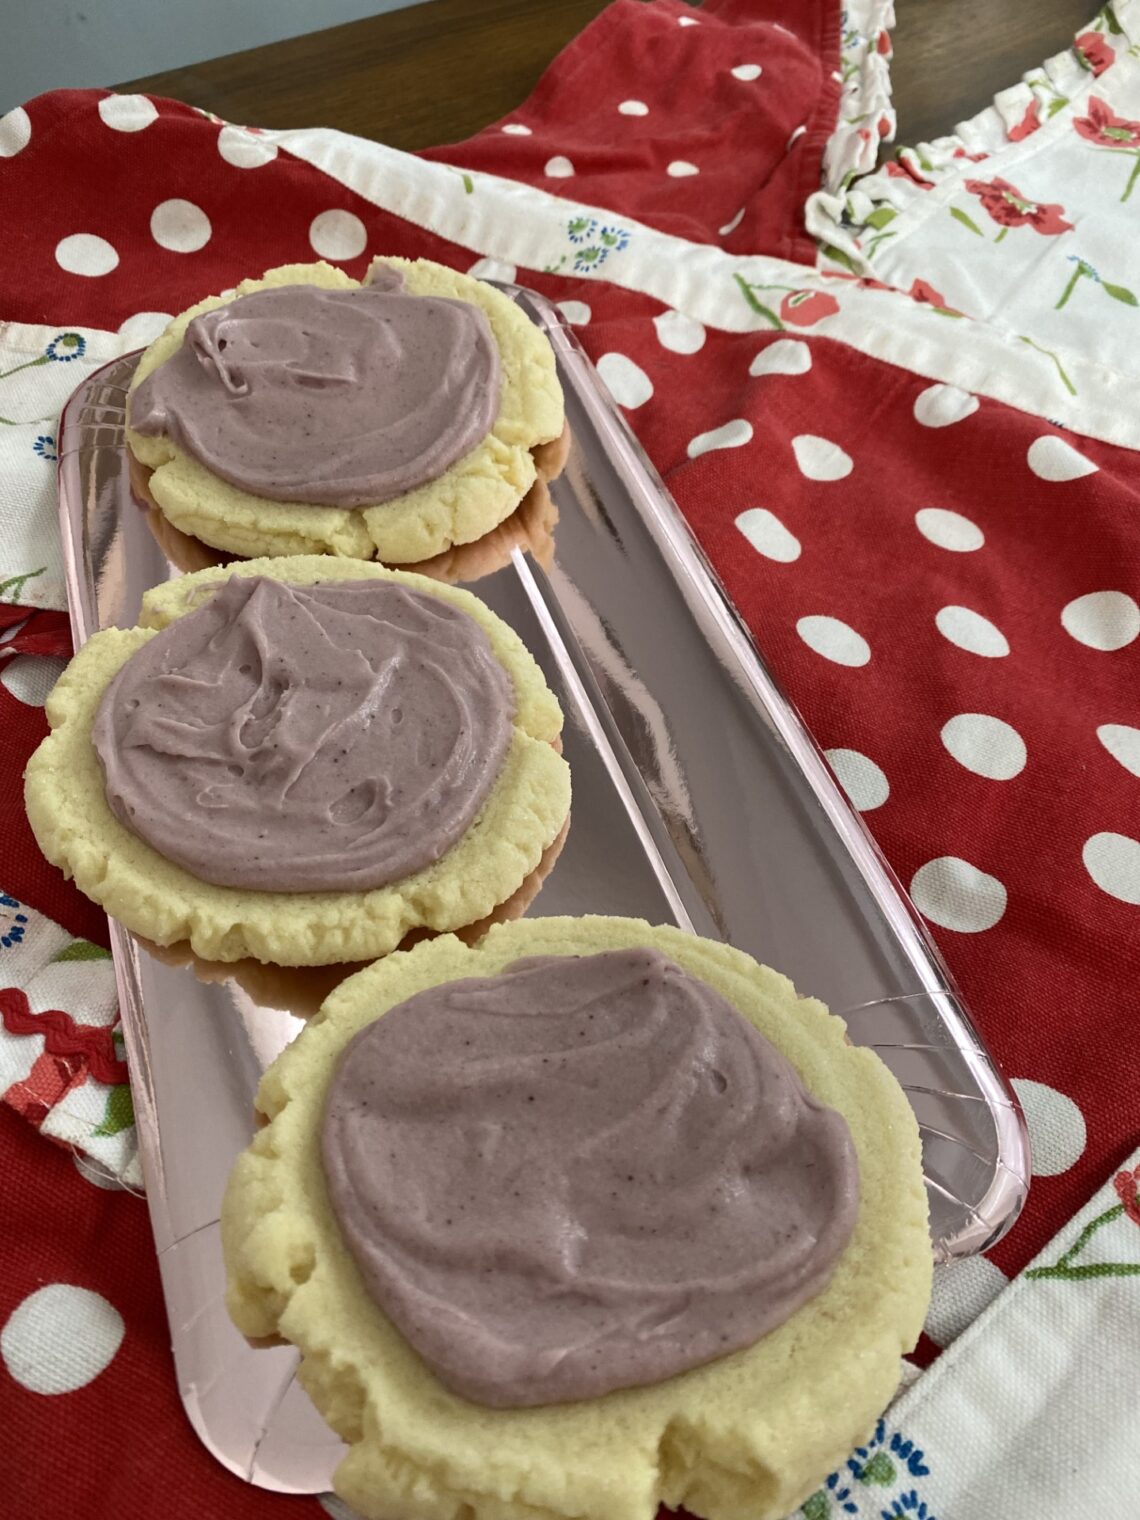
[1009,99,1041,142]
[1113,1166,1140,1227]
[1074,95,1140,148]
[877,114,891,138]
[908,279,963,315]
[779,291,839,326]
[885,159,934,190]
[953,147,989,162]
[876,29,891,56]
[1073,98,1140,200]
[963,177,1073,234]
[1075,31,1114,77]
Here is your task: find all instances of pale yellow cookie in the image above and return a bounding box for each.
[126,258,565,564]
[24,557,570,966]
[222,915,932,1520]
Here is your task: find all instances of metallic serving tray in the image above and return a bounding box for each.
[57,288,1029,1495]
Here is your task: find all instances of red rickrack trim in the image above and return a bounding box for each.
[0,986,127,1085]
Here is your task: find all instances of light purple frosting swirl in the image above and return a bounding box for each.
[129,267,501,507]
[321,947,860,1406]
[91,576,514,893]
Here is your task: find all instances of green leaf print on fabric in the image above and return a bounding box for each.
[1100,3,1124,35]
[52,940,113,963]
[1027,1166,1140,1282]
[733,274,785,328]
[0,567,45,601]
[949,206,984,236]
[821,243,860,274]
[1054,256,1137,310]
[1018,336,1078,396]
[93,1084,135,1138]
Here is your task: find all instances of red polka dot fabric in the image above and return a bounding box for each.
[0,1,1138,1515]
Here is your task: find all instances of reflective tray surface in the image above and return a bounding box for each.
[57,288,1029,1493]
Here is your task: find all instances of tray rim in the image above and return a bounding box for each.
[53,307,1031,1488]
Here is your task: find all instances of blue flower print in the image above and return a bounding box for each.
[0,892,29,949]
[848,1420,895,1485]
[888,1432,929,1479]
[882,1491,937,1520]
[598,224,631,251]
[33,434,57,462]
[46,332,87,362]
[567,215,598,244]
[801,1471,859,1519]
[573,246,609,273]
[1065,253,1102,284]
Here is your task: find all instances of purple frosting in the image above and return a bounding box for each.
[91,576,514,893]
[321,947,860,1406]
[129,268,501,508]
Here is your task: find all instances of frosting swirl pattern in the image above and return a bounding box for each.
[129,268,502,508]
[91,576,514,893]
[321,947,860,1406]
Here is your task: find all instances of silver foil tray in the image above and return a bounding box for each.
[56,287,1029,1495]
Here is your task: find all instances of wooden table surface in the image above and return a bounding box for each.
[123,0,1095,166]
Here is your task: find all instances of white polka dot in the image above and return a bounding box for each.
[1028,435,1097,481]
[719,207,746,237]
[0,655,67,707]
[72,1152,127,1191]
[1082,831,1140,905]
[116,310,173,344]
[792,434,852,481]
[736,508,800,563]
[0,105,32,157]
[796,615,870,667]
[687,419,753,458]
[924,1256,1008,1346]
[500,123,531,135]
[910,856,1007,932]
[825,748,889,810]
[750,339,812,377]
[1061,591,1140,651]
[1,1285,124,1394]
[915,507,984,552]
[619,100,649,116]
[54,233,119,277]
[308,208,366,261]
[1097,724,1140,778]
[1012,1078,1087,1176]
[913,384,979,428]
[935,605,1010,658]
[596,352,653,409]
[468,257,517,283]
[217,124,277,167]
[97,93,157,133]
[941,713,1027,780]
[787,124,807,150]
[653,309,706,354]
[150,199,212,253]
[557,301,591,326]
[667,160,700,177]
[677,13,700,24]
[544,155,574,178]
[731,64,763,80]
